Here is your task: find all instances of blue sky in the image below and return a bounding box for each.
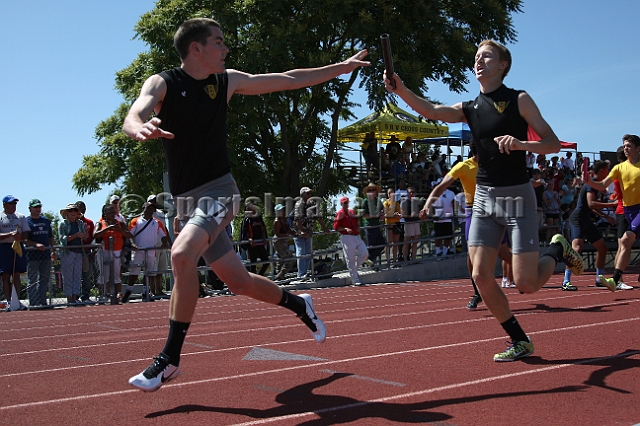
[3,1,640,222]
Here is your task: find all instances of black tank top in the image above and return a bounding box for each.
[462,85,528,187]
[157,68,230,195]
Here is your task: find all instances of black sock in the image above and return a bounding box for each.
[613,269,623,284]
[278,290,306,317]
[500,315,529,343]
[471,278,481,297]
[543,243,564,264]
[161,319,190,365]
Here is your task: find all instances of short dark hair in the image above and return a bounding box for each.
[174,18,221,60]
[593,160,609,174]
[616,145,627,162]
[101,204,115,219]
[622,134,640,148]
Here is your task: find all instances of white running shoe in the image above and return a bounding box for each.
[128,354,179,392]
[616,282,633,290]
[298,294,326,343]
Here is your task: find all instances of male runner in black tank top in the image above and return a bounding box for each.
[123,17,370,391]
[384,39,584,362]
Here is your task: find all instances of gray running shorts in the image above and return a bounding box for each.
[468,182,539,254]
[175,173,240,263]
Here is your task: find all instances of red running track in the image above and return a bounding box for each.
[1,272,639,426]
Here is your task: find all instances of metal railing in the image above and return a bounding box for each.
[2,219,467,309]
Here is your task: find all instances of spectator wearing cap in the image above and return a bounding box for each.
[273,204,296,280]
[334,196,368,285]
[359,183,385,262]
[58,203,87,304]
[293,187,330,278]
[24,199,54,306]
[109,194,126,223]
[0,195,30,310]
[147,194,171,292]
[75,200,96,303]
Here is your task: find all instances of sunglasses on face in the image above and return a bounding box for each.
[67,209,79,213]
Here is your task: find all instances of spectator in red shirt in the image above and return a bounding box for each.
[334,196,368,285]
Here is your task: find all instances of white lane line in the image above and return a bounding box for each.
[2,297,636,358]
[0,286,435,330]
[0,290,463,337]
[0,317,638,411]
[3,314,637,381]
[229,349,640,426]
[318,369,406,387]
[0,284,621,335]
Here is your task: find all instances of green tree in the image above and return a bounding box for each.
[73,0,521,201]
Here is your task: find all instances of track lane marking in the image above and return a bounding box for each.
[2,296,637,356]
[0,316,639,411]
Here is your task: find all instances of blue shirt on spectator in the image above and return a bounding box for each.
[26,216,53,261]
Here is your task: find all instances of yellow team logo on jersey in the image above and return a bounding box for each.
[493,101,509,114]
[204,84,218,100]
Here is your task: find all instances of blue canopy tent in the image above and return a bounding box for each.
[414,124,471,147]
[415,124,577,160]
[413,124,472,165]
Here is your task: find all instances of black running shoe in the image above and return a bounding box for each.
[467,294,482,310]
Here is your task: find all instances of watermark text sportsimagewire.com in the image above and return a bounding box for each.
[116,192,525,220]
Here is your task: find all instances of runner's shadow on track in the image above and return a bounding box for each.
[511,303,619,314]
[522,348,640,394]
[145,372,586,424]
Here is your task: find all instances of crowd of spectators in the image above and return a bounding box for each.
[2,147,616,307]
[361,132,611,244]
[0,194,172,309]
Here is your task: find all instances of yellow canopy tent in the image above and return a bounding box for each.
[337,103,448,144]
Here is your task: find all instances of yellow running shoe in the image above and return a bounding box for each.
[494,340,535,362]
[551,234,583,275]
[597,275,617,292]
